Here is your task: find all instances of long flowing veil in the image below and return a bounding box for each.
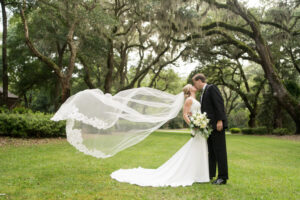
[51,87,184,158]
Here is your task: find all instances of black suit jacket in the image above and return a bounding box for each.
[200,84,228,130]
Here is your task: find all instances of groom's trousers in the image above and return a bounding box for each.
[207,129,228,180]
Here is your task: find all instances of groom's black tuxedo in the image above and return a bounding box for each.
[200,84,228,130]
[200,84,228,180]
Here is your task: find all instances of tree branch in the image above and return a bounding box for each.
[19,1,63,78]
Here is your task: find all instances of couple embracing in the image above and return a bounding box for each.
[110,73,229,187]
[183,73,228,185]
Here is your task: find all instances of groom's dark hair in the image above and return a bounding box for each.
[192,73,206,83]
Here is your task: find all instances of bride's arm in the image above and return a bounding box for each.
[183,98,193,125]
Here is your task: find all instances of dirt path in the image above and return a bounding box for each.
[261,135,300,141]
[0,136,66,147]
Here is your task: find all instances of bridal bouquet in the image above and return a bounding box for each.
[188,112,212,138]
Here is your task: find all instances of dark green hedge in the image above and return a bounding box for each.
[241,127,269,135]
[240,127,292,135]
[272,128,292,136]
[241,128,253,134]
[230,128,241,134]
[0,112,66,138]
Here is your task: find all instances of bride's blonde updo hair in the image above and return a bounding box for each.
[183,84,192,99]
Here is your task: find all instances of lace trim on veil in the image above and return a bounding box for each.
[66,119,112,158]
[51,105,109,130]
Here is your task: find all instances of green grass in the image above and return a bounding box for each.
[0,132,299,200]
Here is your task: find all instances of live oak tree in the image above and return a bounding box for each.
[78,0,187,93]
[9,0,187,110]
[202,0,300,133]
[169,0,300,133]
[19,0,102,103]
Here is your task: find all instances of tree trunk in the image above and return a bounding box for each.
[255,39,300,134]
[288,47,300,75]
[83,67,95,89]
[79,56,95,89]
[120,56,127,87]
[118,43,127,88]
[273,102,283,129]
[96,64,101,87]
[1,0,8,106]
[60,78,71,103]
[24,93,28,108]
[20,3,77,104]
[54,78,60,111]
[232,0,300,134]
[248,112,256,128]
[29,92,32,107]
[296,122,300,135]
[104,39,114,93]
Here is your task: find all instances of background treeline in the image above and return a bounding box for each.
[0,0,299,137]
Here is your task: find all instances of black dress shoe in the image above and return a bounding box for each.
[212,178,227,185]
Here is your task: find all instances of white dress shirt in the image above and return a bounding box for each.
[200,83,207,103]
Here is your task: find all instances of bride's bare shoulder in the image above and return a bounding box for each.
[184,97,193,105]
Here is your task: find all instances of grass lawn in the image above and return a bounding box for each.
[0,131,299,200]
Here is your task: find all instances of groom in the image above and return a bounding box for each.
[192,73,229,185]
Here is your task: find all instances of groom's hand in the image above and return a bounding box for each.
[217,120,223,131]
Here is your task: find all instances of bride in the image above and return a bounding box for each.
[51,84,210,187]
[110,84,210,187]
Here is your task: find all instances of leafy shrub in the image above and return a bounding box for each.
[0,106,9,113]
[230,128,241,134]
[0,113,66,138]
[11,106,33,114]
[253,127,269,135]
[273,128,292,136]
[241,127,269,135]
[0,106,33,114]
[241,128,253,134]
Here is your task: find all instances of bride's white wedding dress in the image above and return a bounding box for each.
[110,98,210,187]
